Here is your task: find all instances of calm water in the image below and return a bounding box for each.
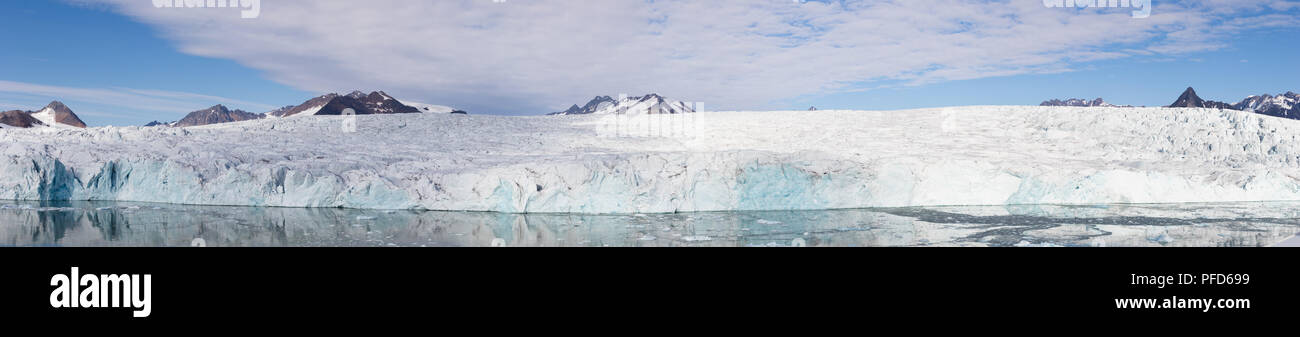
[2,200,1299,247]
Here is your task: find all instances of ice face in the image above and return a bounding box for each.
[3,106,1300,213]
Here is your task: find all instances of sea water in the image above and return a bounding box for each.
[1,200,1298,247]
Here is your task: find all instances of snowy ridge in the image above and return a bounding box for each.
[4,106,1300,213]
[404,101,455,113]
[29,107,70,129]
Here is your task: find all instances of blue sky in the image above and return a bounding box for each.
[0,1,309,124]
[1,0,1298,126]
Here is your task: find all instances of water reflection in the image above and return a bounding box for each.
[1,201,1297,247]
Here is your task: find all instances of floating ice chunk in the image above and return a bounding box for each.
[1014,240,1061,247]
[1149,233,1175,244]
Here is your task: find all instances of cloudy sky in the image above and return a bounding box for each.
[1,0,1298,125]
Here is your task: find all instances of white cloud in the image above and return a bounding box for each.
[74,0,1295,114]
[0,80,276,113]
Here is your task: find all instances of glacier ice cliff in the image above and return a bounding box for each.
[3,106,1300,213]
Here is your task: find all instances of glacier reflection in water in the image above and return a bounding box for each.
[2,201,1299,247]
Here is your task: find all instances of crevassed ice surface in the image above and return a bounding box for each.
[4,106,1300,213]
[2,201,1298,247]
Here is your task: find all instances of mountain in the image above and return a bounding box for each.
[1169,87,1235,109]
[1233,92,1300,119]
[275,91,420,117]
[0,101,87,128]
[549,94,694,115]
[0,110,45,128]
[31,101,88,128]
[1040,98,1130,107]
[143,121,171,127]
[173,105,265,127]
[809,106,818,111]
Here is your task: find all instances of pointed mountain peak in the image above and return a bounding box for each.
[367,91,396,101]
[1170,87,1205,108]
[1169,87,1236,110]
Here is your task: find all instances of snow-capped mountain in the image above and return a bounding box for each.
[1169,87,1235,110]
[550,94,695,115]
[275,91,421,117]
[1040,98,1130,107]
[0,101,87,128]
[1233,92,1299,119]
[403,101,456,114]
[31,101,88,128]
[173,104,266,127]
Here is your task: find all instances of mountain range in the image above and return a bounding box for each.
[143,90,457,128]
[8,88,1300,129]
[1040,98,1131,108]
[1039,87,1300,121]
[0,101,87,128]
[550,94,695,115]
[1166,87,1300,119]
[1227,92,1299,119]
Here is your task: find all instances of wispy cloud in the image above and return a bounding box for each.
[76,0,1299,114]
[0,102,33,110]
[0,80,276,113]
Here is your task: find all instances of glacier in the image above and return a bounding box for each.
[3,106,1300,213]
